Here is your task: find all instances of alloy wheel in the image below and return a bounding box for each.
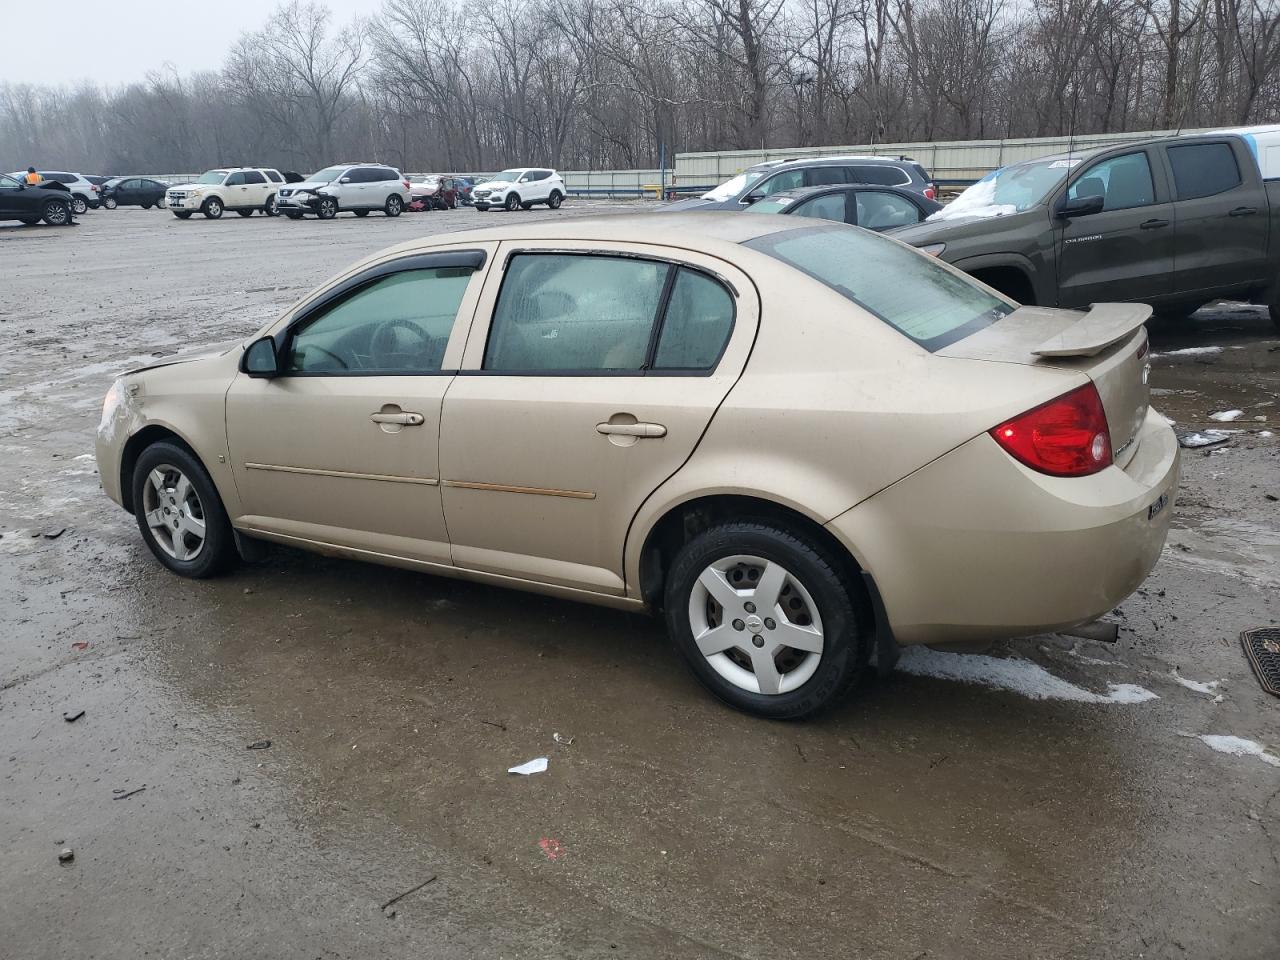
[44,202,69,225]
[141,464,207,562]
[71,196,88,215]
[687,554,825,695]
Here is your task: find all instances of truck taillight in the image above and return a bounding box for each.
[990,383,1112,477]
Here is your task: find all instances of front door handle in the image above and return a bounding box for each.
[596,421,667,438]
[1229,206,1257,217]
[1140,218,1170,229]
[370,411,424,426]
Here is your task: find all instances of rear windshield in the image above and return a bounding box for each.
[744,225,1011,351]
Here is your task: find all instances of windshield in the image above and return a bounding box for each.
[744,225,1010,351]
[483,169,524,183]
[196,170,229,184]
[308,166,347,183]
[702,170,766,202]
[931,157,1082,221]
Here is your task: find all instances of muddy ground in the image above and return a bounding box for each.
[1,205,1278,959]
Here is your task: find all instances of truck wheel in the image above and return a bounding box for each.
[173,211,193,219]
[548,190,563,209]
[42,200,70,226]
[202,197,224,219]
[317,197,338,220]
[504,193,520,212]
[70,195,88,215]
[385,195,403,217]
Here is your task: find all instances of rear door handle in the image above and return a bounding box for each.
[596,421,667,438]
[1140,218,1170,230]
[370,411,424,425]
[1229,206,1257,217]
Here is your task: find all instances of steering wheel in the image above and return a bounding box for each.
[297,344,349,370]
[370,318,435,367]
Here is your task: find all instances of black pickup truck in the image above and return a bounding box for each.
[891,129,1280,328]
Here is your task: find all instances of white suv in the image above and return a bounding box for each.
[277,163,411,220]
[166,167,286,220]
[472,168,565,212]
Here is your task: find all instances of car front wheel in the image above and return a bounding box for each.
[173,211,193,219]
[131,441,237,578]
[664,521,869,719]
[203,197,223,219]
[102,196,118,209]
[42,200,70,226]
[317,197,338,219]
[504,193,520,212]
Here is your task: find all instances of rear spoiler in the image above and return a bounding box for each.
[1032,303,1152,358]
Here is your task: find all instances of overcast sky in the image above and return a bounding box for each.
[1,0,370,87]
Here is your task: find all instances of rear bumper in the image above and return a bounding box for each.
[827,407,1180,647]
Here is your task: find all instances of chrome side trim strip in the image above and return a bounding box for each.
[244,462,438,486]
[442,479,596,500]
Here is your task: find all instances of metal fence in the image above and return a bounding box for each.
[671,127,1214,193]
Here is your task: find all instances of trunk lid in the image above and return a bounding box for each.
[938,304,1152,468]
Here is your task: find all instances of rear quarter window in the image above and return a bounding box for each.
[848,165,910,186]
[744,225,1010,351]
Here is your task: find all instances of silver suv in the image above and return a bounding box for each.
[277,164,411,220]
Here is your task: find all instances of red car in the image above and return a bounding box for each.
[407,175,460,211]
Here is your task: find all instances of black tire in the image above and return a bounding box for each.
[317,196,338,220]
[354,210,369,217]
[520,202,533,210]
[237,209,254,217]
[42,200,70,226]
[263,194,278,216]
[504,193,520,212]
[548,190,563,209]
[202,197,223,219]
[102,196,118,210]
[475,205,489,212]
[71,195,88,215]
[285,211,303,220]
[385,194,403,217]
[173,211,193,219]
[142,202,152,210]
[131,441,237,579]
[663,521,869,719]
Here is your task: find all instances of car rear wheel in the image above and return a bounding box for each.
[664,522,869,719]
[173,211,192,219]
[385,195,403,217]
[42,200,70,226]
[504,193,520,212]
[548,190,563,209]
[203,197,223,219]
[102,196,118,210]
[317,197,338,220]
[71,196,88,215]
[131,441,237,579]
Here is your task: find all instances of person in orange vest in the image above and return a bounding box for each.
[24,167,41,185]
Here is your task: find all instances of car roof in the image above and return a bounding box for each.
[748,155,915,172]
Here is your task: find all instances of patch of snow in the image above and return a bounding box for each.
[1209,409,1244,421]
[1151,346,1223,358]
[1261,431,1274,438]
[1198,735,1280,767]
[1171,671,1222,695]
[897,647,1158,704]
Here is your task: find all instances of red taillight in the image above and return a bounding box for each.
[990,383,1112,477]
[404,180,411,190]
[92,184,100,192]
[924,185,936,201]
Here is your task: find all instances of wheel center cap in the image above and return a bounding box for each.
[745,614,764,633]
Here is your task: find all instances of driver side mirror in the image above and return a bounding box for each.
[340,177,351,184]
[1057,194,1105,218]
[742,191,765,205]
[241,336,280,378]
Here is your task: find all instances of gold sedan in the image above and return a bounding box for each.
[96,214,1179,718]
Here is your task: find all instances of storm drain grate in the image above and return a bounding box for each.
[1241,628,1280,698]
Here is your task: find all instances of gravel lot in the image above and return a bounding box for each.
[1,204,1278,959]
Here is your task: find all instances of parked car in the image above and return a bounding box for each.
[277,163,410,219]
[472,168,564,211]
[743,184,941,230]
[453,176,476,205]
[663,156,937,212]
[166,167,285,219]
[9,170,99,213]
[101,177,170,210]
[407,174,459,211]
[891,127,1280,328]
[0,173,75,225]
[95,213,1177,719]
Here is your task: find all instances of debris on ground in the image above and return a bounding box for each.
[508,757,548,775]
[71,641,89,651]
[42,528,66,539]
[112,785,147,800]
[1177,430,1235,449]
[379,875,437,914]
[58,848,74,863]
[552,733,574,745]
[1170,671,1223,695]
[538,838,565,860]
[1209,409,1244,422]
[1151,346,1224,358]
[246,739,272,750]
[1197,735,1280,767]
[62,709,85,723]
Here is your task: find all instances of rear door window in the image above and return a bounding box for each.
[745,225,1009,351]
[791,192,851,223]
[265,170,283,183]
[653,270,735,369]
[244,170,266,184]
[855,191,924,229]
[1166,143,1242,200]
[804,167,846,187]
